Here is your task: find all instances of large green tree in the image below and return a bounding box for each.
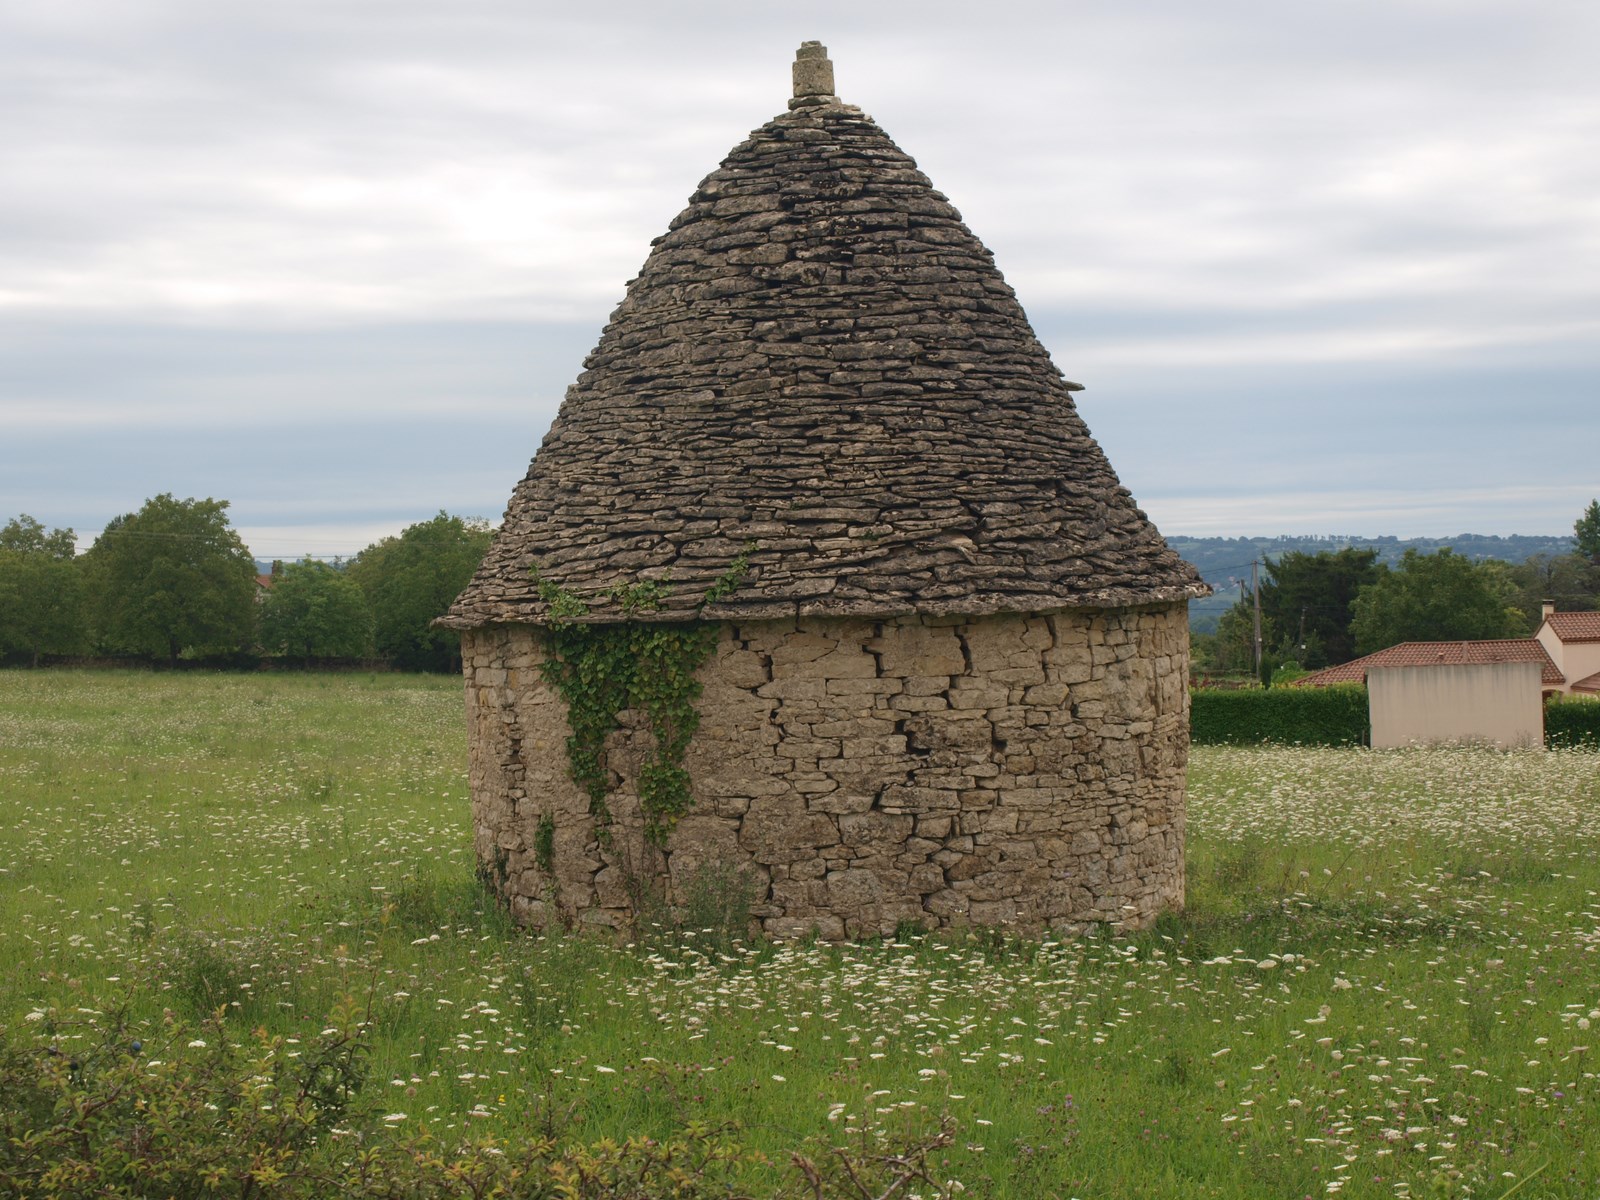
[1350,548,1524,655]
[258,560,373,664]
[347,513,492,672]
[0,515,86,666]
[1509,552,1600,623]
[84,494,257,663]
[1499,498,1600,625]
[1258,548,1382,668]
[1204,597,1270,676]
[1575,498,1600,565]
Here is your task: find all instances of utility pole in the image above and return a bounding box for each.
[1251,559,1263,679]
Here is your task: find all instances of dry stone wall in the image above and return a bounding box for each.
[463,603,1189,938]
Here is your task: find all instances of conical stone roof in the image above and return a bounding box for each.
[443,42,1207,628]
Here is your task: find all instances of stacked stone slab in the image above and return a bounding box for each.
[442,42,1209,937]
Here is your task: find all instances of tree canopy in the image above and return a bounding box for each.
[347,513,492,672]
[1350,548,1523,655]
[1508,552,1600,623]
[1258,548,1381,668]
[0,515,85,666]
[1575,498,1600,565]
[1203,597,1264,676]
[1498,499,1600,624]
[258,560,373,662]
[84,494,257,663]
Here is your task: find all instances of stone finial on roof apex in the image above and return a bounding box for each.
[791,40,835,107]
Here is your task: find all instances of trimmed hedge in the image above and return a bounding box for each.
[1190,683,1369,747]
[1192,686,1600,750]
[1545,694,1600,749]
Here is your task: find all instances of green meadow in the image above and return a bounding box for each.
[2,671,1597,1198]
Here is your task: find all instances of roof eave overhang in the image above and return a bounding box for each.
[436,581,1211,630]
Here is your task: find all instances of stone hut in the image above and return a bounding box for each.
[441,43,1209,939]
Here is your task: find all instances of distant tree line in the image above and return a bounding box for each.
[10,493,1599,680]
[1196,499,1600,680]
[0,496,492,672]
[1178,529,1585,635]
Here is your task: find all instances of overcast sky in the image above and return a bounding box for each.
[3,0,1597,559]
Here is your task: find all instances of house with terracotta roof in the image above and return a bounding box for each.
[1293,605,1599,698]
[1280,606,1600,748]
[1535,604,1600,695]
[1293,639,1553,749]
[1294,638,1565,694]
[254,561,284,602]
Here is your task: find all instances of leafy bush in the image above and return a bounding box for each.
[258,561,373,662]
[1545,694,1600,749]
[1190,683,1369,746]
[1,997,371,1199]
[0,1000,756,1199]
[1,996,956,1199]
[1269,660,1310,687]
[346,512,492,673]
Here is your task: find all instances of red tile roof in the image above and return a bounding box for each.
[1294,639,1564,688]
[1571,670,1600,694]
[1544,611,1600,642]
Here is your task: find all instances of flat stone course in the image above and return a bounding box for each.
[463,603,1187,938]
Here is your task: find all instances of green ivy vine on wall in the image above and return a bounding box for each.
[531,546,754,847]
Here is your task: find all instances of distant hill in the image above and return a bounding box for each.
[1175,533,1577,632]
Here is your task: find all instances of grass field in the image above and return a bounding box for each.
[2,670,1597,1198]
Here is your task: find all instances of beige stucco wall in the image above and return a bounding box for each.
[1368,661,1544,749]
[1567,643,1600,688]
[460,605,1190,938]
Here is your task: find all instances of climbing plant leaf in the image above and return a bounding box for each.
[532,547,754,847]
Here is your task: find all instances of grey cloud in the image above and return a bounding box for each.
[2,0,1597,546]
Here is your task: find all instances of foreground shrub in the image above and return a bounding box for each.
[0,997,958,1199]
[1,997,374,1199]
[1190,682,1369,746]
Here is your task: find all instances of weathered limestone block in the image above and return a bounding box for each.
[840,811,914,846]
[825,867,882,908]
[867,624,965,676]
[742,795,841,864]
[962,616,1034,673]
[767,913,846,940]
[769,630,838,665]
[948,680,1008,709]
[904,711,991,753]
[668,815,758,897]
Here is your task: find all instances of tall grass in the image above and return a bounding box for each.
[2,670,1597,1197]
